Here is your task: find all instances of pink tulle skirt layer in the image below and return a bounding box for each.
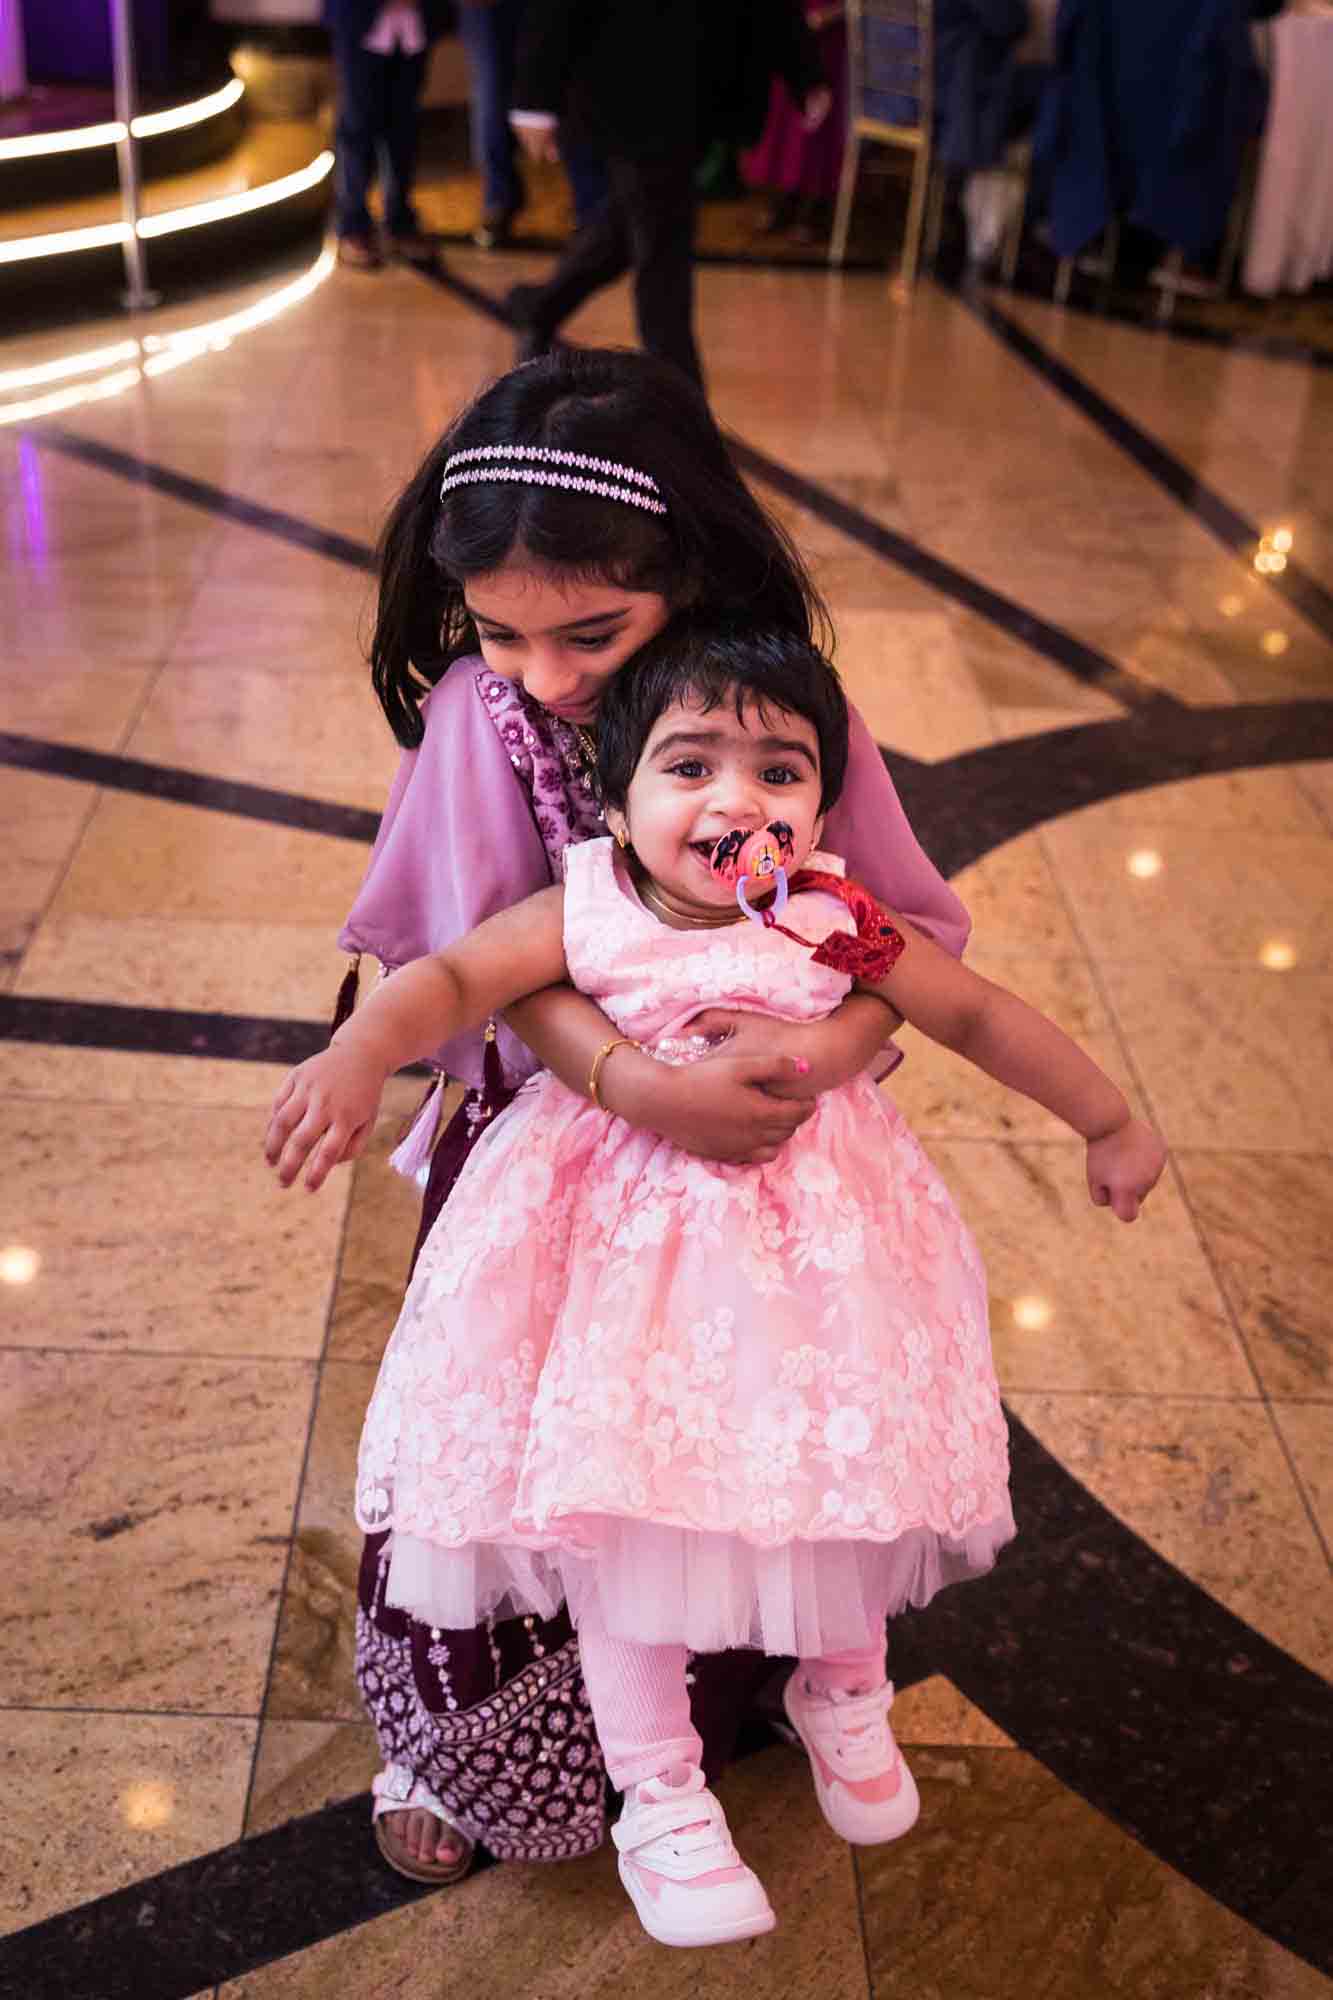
[387,1511,1012,1659]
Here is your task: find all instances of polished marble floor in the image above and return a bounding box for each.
[1,242,1331,1997]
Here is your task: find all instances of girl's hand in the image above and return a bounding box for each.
[264,1047,387,1192]
[687,997,897,1101]
[608,1048,817,1165]
[1086,1119,1167,1222]
[801,85,833,131]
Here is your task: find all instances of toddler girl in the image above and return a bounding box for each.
[268,619,1164,1948]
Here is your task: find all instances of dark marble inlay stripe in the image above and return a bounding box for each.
[962,285,1333,645]
[0,994,328,1067]
[727,436,1169,712]
[0,733,381,844]
[33,426,378,572]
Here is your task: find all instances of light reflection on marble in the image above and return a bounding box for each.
[0,1098,348,1355]
[835,608,996,760]
[0,1350,315,1710]
[1042,820,1333,971]
[923,1139,1252,1398]
[856,1744,1331,1999]
[1004,1392,1333,1679]
[1172,1152,1333,1399]
[0,1711,254,1936]
[218,1744,868,2000]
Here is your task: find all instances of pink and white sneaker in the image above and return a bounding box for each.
[782,1672,920,1845]
[611,1763,776,1949]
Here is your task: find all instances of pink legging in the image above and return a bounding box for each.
[577,1602,889,1791]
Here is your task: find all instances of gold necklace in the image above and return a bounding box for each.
[637,875,743,930]
[573,723,598,772]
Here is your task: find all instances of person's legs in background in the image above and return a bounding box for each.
[559,134,610,230]
[333,33,387,265]
[611,149,704,388]
[504,194,632,359]
[458,0,527,247]
[380,45,433,260]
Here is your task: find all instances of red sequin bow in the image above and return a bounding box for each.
[781,870,906,982]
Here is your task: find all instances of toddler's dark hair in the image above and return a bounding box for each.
[597,622,849,816]
[371,347,829,747]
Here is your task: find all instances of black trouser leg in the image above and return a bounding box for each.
[381,47,428,235]
[611,149,703,387]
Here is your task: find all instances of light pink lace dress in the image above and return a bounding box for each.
[356,839,1014,1660]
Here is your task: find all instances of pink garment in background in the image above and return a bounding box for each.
[340,659,970,1088]
[743,12,849,202]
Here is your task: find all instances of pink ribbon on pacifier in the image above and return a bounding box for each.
[709,821,796,924]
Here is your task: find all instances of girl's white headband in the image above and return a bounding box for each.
[440,443,668,515]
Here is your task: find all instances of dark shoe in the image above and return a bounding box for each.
[336,234,382,271]
[755,192,799,237]
[472,205,519,251]
[386,228,437,268]
[505,282,556,362]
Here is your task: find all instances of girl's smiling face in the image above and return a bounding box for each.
[465,564,671,723]
[607,695,826,925]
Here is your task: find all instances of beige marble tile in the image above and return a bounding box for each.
[1173,1152,1333,1400]
[834,609,997,760]
[1004,1393,1333,1679]
[948,836,1085,959]
[14,915,347,1026]
[165,525,376,674]
[0,1711,253,1937]
[1097,963,1333,1153]
[924,1139,1252,1398]
[0,769,98,962]
[890,1675,1014,1749]
[46,792,371,927]
[1044,766,1324,835]
[0,1098,347,1357]
[127,664,399,812]
[266,1361,375,1722]
[1095,621,1242,707]
[245,1718,379,1837]
[1041,820,1333,973]
[889,952,1141,1143]
[0,661,159,749]
[0,1042,297,1111]
[219,1743,868,1999]
[950,617,1124,722]
[0,1349,314,1710]
[1271,1403,1333,1554]
[856,1744,1330,1998]
[325,1085,447,1365]
[1295,759,1333,833]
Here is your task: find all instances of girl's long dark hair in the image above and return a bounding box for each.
[372,348,830,747]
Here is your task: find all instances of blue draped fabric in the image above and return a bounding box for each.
[1036,0,1267,257]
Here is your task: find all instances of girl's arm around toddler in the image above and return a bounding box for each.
[865,923,1166,1221]
[266,889,570,1193]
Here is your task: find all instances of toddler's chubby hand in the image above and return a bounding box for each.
[264,1046,386,1192]
[1086,1118,1166,1222]
[687,1010,823,1099]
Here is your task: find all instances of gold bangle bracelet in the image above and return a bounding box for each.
[589,1035,640,1111]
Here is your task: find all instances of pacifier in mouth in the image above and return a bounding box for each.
[709,821,795,925]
